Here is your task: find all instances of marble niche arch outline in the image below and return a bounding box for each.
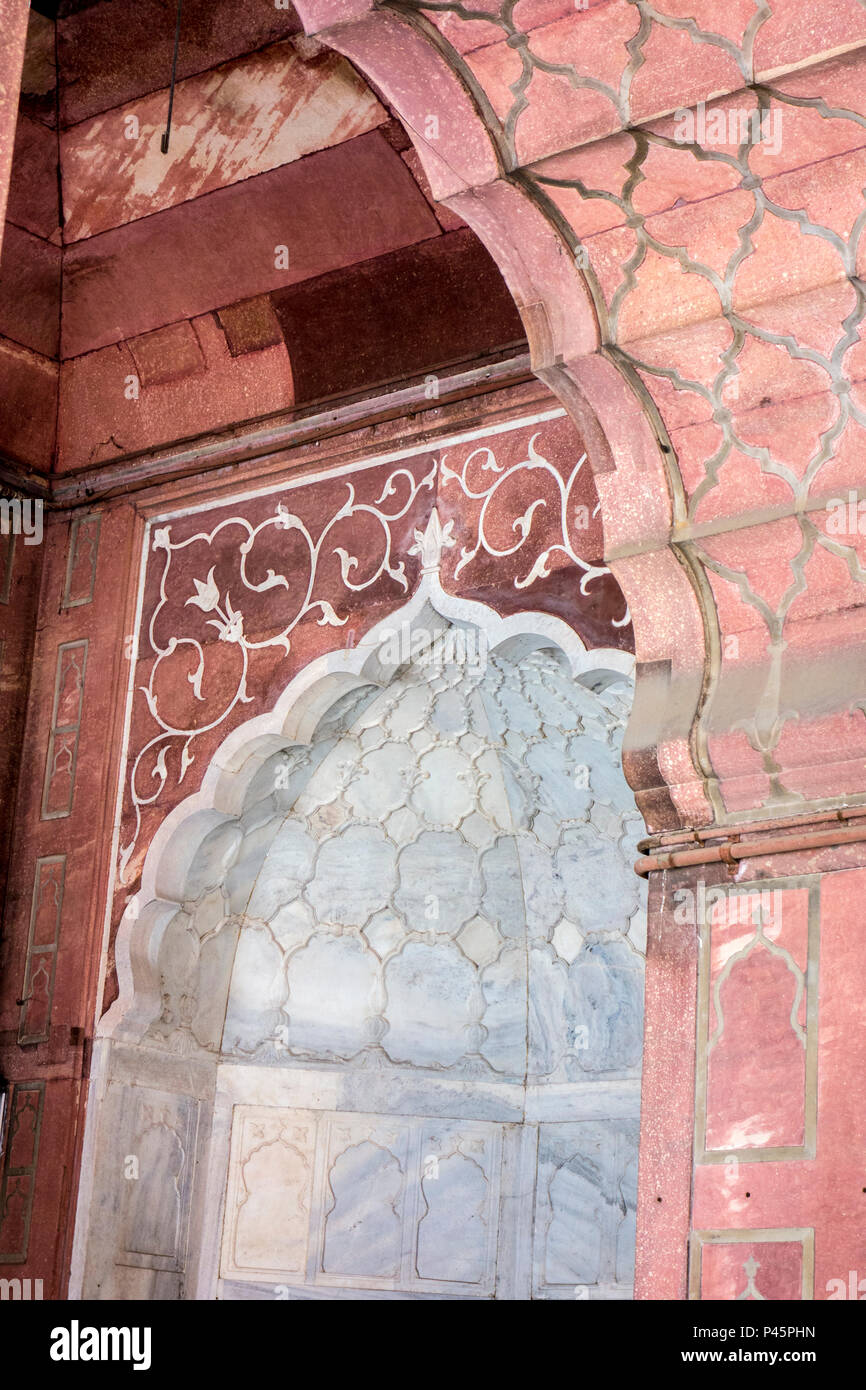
[107,554,633,1047]
[70,546,637,1299]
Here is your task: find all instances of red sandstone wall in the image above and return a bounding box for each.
[0,0,524,479]
[4,0,866,1303]
[637,843,866,1301]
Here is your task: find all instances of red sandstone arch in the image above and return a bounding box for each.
[266,15,866,1299]
[292,0,866,838]
[291,0,711,833]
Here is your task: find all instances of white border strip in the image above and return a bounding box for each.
[152,408,567,522]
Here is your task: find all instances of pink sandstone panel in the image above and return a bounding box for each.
[60,133,441,358]
[700,1238,805,1301]
[704,885,811,1155]
[60,40,386,243]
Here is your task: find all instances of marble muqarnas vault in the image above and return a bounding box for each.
[78,613,645,1300]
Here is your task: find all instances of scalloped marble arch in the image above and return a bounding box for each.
[72,590,641,1299]
[104,571,634,1049]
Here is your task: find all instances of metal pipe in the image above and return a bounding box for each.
[160,0,184,154]
[635,820,866,876]
[637,801,866,855]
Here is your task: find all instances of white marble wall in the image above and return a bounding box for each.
[83,634,646,1300]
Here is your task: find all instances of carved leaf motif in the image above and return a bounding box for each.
[408,509,456,571]
[312,600,347,628]
[188,651,205,700]
[207,595,244,643]
[516,549,554,588]
[386,560,409,592]
[186,568,221,613]
[275,504,303,532]
[333,547,359,584]
[254,569,288,592]
[512,500,546,540]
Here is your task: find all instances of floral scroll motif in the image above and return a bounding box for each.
[119,419,631,883]
[440,431,629,626]
[120,462,436,878]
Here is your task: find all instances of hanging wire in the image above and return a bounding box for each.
[160,0,184,154]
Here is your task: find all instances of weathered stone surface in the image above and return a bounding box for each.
[0,0,32,244]
[0,222,60,356]
[57,0,301,127]
[217,296,284,357]
[271,228,525,403]
[60,40,386,243]
[61,133,440,358]
[0,333,57,470]
[56,311,295,471]
[7,112,59,242]
[18,9,56,129]
[128,320,206,389]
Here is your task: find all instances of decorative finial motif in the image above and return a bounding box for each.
[408,508,456,574]
[738,1255,766,1300]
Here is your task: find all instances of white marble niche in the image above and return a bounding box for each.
[77,625,646,1300]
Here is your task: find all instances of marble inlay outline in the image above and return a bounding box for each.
[116,1090,200,1274]
[18,854,66,1046]
[0,1080,46,1264]
[61,512,102,610]
[41,639,89,821]
[694,875,820,1164]
[688,1227,815,1302]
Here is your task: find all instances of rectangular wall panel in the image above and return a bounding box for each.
[18,855,66,1045]
[695,877,819,1164]
[690,1228,814,1301]
[61,512,101,609]
[221,1106,503,1298]
[41,639,88,819]
[0,1081,45,1263]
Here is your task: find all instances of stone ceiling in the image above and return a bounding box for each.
[0,0,526,476]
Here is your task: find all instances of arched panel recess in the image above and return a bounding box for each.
[71,593,646,1301]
